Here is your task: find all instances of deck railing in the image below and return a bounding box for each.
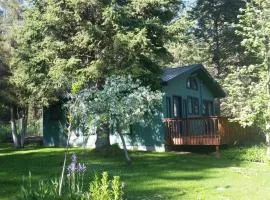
[164,117,221,145]
[164,117,264,146]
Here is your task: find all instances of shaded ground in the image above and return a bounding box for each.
[0,144,269,200]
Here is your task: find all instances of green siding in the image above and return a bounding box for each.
[43,70,219,149]
[43,103,67,147]
[163,71,216,117]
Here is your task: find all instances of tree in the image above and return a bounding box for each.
[189,0,246,78]
[68,76,163,163]
[0,0,28,148]
[12,0,182,147]
[223,0,270,155]
[167,10,209,67]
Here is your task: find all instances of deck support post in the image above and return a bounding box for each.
[215,145,220,158]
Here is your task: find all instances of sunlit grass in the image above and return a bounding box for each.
[0,144,269,200]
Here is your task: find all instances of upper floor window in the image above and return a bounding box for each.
[186,77,198,90]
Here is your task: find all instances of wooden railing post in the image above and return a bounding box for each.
[164,116,225,146]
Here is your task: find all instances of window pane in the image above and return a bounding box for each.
[187,98,192,114]
[166,97,171,118]
[173,98,178,117]
[202,101,206,115]
[187,78,198,90]
[193,98,199,114]
[209,102,213,115]
[192,79,198,90]
[173,96,182,117]
[187,79,191,88]
[202,100,213,116]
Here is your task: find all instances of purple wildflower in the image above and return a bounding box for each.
[67,154,87,175]
[67,162,76,175]
[71,154,77,163]
[77,163,87,173]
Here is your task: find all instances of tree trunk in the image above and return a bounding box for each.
[10,106,20,148]
[116,121,132,163]
[266,134,270,157]
[95,121,110,149]
[20,109,28,148]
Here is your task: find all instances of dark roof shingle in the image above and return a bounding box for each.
[161,64,201,82]
[161,64,226,98]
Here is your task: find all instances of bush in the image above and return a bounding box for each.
[221,145,268,163]
[0,123,11,143]
[90,172,123,200]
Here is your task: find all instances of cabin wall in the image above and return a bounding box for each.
[163,71,216,118]
[69,117,166,152]
[110,117,165,152]
[42,103,67,147]
[42,71,220,150]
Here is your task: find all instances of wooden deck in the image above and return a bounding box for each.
[164,117,263,146]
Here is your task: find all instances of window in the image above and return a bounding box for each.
[202,100,214,116]
[186,77,198,90]
[165,97,172,118]
[173,96,182,118]
[187,97,199,115]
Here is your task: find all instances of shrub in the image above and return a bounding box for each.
[221,145,268,163]
[0,123,11,143]
[90,172,123,200]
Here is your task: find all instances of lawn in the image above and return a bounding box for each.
[0,144,270,200]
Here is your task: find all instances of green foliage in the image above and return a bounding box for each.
[190,0,246,76]
[167,10,209,67]
[222,145,268,163]
[67,75,163,136]
[0,0,27,105]
[11,0,182,106]
[168,0,246,79]
[0,123,11,143]
[223,0,270,134]
[18,172,61,200]
[89,172,123,200]
[18,171,123,200]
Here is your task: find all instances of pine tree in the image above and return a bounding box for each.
[11,0,182,147]
[224,0,270,156]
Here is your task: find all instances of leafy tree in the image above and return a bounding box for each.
[0,0,28,148]
[223,0,270,155]
[11,0,182,147]
[67,76,163,163]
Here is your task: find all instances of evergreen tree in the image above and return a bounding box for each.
[11,0,182,147]
[224,0,270,155]
[0,0,27,148]
[190,0,246,78]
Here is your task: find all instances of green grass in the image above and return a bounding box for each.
[0,144,270,200]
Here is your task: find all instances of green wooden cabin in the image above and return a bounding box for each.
[42,64,227,151]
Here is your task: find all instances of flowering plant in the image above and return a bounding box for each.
[66,154,87,194]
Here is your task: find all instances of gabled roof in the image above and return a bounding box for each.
[161,64,226,98]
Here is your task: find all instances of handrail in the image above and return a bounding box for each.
[164,116,222,145]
